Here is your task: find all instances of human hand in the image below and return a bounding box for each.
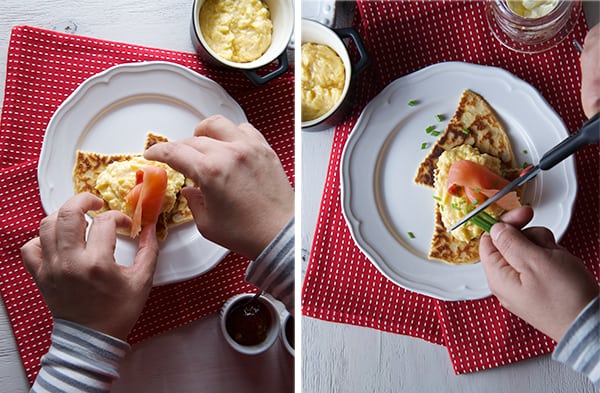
[480,206,599,342]
[20,193,159,341]
[581,23,600,118]
[144,115,294,260]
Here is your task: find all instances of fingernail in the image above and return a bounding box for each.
[490,222,507,241]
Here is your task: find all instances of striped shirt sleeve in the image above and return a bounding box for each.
[30,318,130,393]
[552,295,600,388]
[245,217,294,314]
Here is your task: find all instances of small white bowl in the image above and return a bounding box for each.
[191,0,294,84]
[280,312,294,357]
[220,293,280,355]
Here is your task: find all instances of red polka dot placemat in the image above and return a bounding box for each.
[0,26,294,385]
[302,1,599,374]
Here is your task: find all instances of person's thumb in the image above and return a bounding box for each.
[489,222,543,272]
[131,224,159,286]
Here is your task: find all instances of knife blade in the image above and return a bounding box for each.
[448,112,600,232]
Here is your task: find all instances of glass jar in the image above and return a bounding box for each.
[485,0,582,53]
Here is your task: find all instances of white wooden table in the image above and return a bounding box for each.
[0,1,293,392]
[301,2,600,392]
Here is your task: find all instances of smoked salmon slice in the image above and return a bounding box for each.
[447,160,521,211]
[125,166,168,237]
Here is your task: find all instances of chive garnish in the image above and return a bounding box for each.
[408,100,418,107]
[435,114,444,122]
[522,149,528,154]
[421,142,429,149]
[472,200,479,205]
[468,211,498,233]
[462,128,470,134]
[433,196,441,201]
[431,130,441,137]
[425,125,436,134]
[522,162,530,168]
[408,231,415,239]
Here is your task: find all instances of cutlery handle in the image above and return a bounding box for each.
[539,112,600,170]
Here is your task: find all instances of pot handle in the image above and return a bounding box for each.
[334,27,369,76]
[242,52,289,85]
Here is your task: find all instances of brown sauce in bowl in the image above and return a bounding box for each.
[225,299,272,346]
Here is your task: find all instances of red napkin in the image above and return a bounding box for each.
[0,26,294,384]
[302,1,599,375]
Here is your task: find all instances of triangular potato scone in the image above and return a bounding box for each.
[429,209,480,264]
[73,133,194,241]
[414,90,517,188]
[415,90,520,264]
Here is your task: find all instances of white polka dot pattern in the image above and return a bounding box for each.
[302,1,598,375]
[0,26,294,385]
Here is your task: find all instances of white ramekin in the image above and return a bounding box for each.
[220,293,280,355]
[301,18,369,131]
[191,0,294,85]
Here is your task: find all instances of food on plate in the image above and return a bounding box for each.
[415,90,522,264]
[414,90,518,188]
[199,0,273,63]
[507,0,558,18]
[124,165,168,237]
[301,42,346,122]
[73,133,194,240]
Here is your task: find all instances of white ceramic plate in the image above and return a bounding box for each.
[341,61,576,301]
[38,61,247,285]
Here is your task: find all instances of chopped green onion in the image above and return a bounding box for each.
[433,196,441,201]
[473,188,480,193]
[430,130,441,137]
[479,211,498,225]
[421,142,429,149]
[522,149,528,154]
[468,211,498,233]
[522,161,530,168]
[408,231,415,239]
[408,100,418,107]
[469,215,492,232]
[435,114,444,122]
[425,125,436,134]
[472,200,479,205]
[462,128,470,134]
[451,203,461,211]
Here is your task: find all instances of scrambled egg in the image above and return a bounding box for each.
[199,0,273,63]
[507,0,558,18]
[301,43,346,122]
[434,144,505,242]
[95,156,185,217]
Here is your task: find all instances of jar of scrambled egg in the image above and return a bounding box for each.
[301,43,346,122]
[199,0,273,63]
[486,0,581,53]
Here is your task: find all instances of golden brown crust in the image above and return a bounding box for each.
[417,90,519,264]
[72,132,194,241]
[428,209,480,264]
[414,90,517,188]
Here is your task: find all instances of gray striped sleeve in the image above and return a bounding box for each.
[245,217,294,314]
[30,319,130,393]
[552,295,600,388]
